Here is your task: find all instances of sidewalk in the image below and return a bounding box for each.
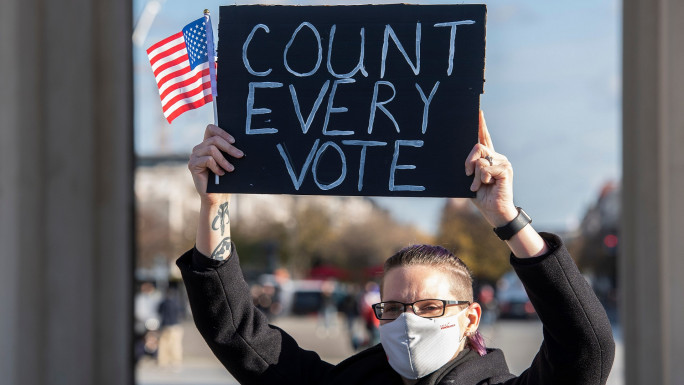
[137,357,238,385]
[136,320,239,385]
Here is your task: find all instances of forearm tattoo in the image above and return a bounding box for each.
[211,202,230,236]
[210,202,231,260]
[211,237,232,260]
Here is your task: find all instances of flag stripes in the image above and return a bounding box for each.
[146,17,213,123]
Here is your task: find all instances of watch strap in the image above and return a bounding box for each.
[493,207,532,241]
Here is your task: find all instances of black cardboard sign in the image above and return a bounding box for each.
[209,4,486,197]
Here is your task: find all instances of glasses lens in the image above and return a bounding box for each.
[414,299,445,317]
[379,301,404,320]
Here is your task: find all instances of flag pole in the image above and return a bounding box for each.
[204,9,221,185]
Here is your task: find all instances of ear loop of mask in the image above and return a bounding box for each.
[457,305,473,347]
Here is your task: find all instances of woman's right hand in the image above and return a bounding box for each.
[188,124,245,205]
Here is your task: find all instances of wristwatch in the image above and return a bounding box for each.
[493,207,532,241]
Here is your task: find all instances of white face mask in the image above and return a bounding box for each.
[379,308,468,379]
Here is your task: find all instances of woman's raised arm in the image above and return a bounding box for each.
[187,124,244,259]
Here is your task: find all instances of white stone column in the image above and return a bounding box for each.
[622,0,684,384]
[0,0,133,384]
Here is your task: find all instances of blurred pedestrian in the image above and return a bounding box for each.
[477,284,498,325]
[317,279,338,337]
[134,282,162,362]
[360,281,381,348]
[340,284,361,350]
[157,287,185,369]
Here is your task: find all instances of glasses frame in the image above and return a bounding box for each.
[371,299,471,320]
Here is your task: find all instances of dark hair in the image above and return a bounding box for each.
[382,244,487,356]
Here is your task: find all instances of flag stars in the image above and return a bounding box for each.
[181,17,211,70]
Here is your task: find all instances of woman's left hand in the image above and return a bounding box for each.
[465,111,519,228]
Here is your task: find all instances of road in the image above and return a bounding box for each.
[137,316,623,385]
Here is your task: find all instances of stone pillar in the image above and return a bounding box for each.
[0,0,133,384]
[622,0,684,384]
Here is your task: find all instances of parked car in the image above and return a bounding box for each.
[496,271,536,319]
[279,279,346,316]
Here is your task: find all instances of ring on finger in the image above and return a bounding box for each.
[484,155,494,166]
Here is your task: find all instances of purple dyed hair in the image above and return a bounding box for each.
[382,244,488,357]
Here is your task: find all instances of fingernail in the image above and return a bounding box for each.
[228,137,235,144]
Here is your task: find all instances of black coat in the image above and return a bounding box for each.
[177,233,615,385]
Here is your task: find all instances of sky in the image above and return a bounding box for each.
[133,0,621,235]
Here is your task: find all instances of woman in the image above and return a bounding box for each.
[177,112,615,384]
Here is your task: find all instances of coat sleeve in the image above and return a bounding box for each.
[504,233,615,385]
[176,245,334,385]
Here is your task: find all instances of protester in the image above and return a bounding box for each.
[157,287,185,368]
[177,112,615,384]
[134,282,162,362]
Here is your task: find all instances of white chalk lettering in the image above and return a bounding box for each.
[381,23,421,78]
[390,140,425,191]
[290,81,330,134]
[277,139,320,190]
[368,81,399,134]
[327,25,368,79]
[323,79,355,136]
[284,22,322,77]
[312,141,347,190]
[433,21,476,76]
[246,82,283,135]
[242,24,272,76]
[415,81,440,134]
[342,140,387,191]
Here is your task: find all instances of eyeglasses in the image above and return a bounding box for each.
[372,299,471,320]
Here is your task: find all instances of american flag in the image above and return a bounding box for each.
[147,17,215,123]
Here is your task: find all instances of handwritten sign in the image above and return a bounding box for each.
[209,4,486,197]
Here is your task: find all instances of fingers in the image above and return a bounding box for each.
[192,125,244,175]
[471,158,484,191]
[470,157,511,192]
[197,135,244,159]
[204,124,235,144]
[478,110,494,151]
[191,146,231,175]
[189,154,226,176]
[467,112,497,177]
[465,143,489,176]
